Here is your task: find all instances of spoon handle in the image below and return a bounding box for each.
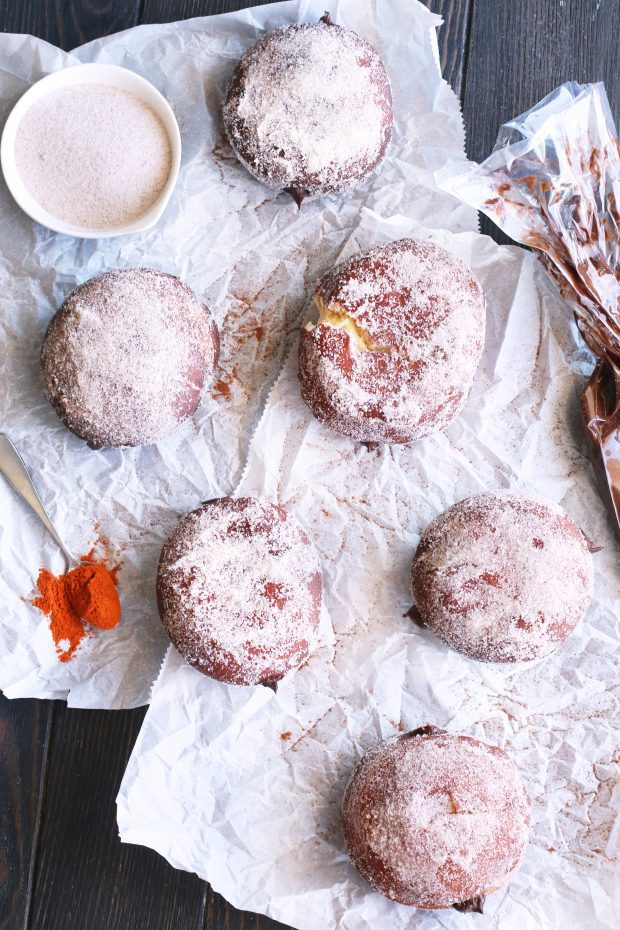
[0,433,76,570]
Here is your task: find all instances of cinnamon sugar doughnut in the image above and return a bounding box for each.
[223,16,393,205]
[341,726,531,910]
[156,497,323,687]
[298,238,486,443]
[411,491,594,663]
[41,269,219,449]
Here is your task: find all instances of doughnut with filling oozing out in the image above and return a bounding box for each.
[298,237,486,444]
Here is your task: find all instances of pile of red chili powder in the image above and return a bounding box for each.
[32,552,121,661]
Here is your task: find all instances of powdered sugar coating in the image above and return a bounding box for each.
[15,84,172,229]
[411,491,594,663]
[341,729,531,909]
[157,497,323,687]
[223,21,393,200]
[298,237,486,443]
[41,269,219,448]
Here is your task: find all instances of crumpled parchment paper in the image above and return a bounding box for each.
[117,202,620,928]
[0,0,473,707]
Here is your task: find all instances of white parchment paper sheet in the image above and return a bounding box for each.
[118,208,620,929]
[0,0,473,707]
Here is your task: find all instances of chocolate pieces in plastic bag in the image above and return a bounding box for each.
[438,82,620,530]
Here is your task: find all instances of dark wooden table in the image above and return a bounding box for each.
[1,2,619,928]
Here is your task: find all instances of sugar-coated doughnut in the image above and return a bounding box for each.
[41,268,219,449]
[298,237,485,443]
[341,726,530,910]
[156,497,323,687]
[223,16,393,205]
[411,491,594,662]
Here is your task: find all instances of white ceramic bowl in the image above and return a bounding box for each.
[0,63,181,239]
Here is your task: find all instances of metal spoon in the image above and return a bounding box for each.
[0,433,79,571]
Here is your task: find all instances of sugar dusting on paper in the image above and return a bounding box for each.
[0,0,471,708]
[118,210,620,930]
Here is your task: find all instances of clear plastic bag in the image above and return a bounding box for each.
[438,82,620,528]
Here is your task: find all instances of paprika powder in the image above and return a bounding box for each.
[32,555,120,662]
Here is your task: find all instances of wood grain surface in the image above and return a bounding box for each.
[1,1,618,928]
[0,1,141,50]
[464,0,620,241]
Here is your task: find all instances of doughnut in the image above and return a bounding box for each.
[411,491,594,662]
[41,268,219,449]
[156,497,323,687]
[223,15,393,205]
[298,237,486,443]
[341,726,531,910]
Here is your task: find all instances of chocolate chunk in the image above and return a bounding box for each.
[319,12,333,25]
[581,361,620,542]
[400,724,446,740]
[284,186,308,208]
[404,604,426,626]
[453,894,485,914]
[582,531,604,553]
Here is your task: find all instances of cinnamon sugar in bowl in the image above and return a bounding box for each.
[0,64,181,238]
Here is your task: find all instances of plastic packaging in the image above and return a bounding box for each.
[438,82,620,527]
